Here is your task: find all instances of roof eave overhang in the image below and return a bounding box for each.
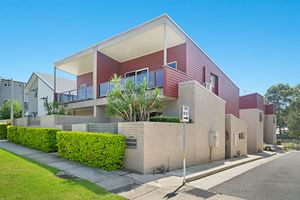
[54,14,186,75]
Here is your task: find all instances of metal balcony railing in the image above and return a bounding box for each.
[58,85,93,103]
[99,69,164,97]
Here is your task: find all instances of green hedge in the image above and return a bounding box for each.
[150,116,180,123]
[57,131,126,170]
[0,124,9,139]
[7,126,59,152]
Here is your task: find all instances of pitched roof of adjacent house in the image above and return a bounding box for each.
[25,72,76,93]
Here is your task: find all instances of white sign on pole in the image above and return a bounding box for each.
[181,105,189,122]
[181,105,189,184]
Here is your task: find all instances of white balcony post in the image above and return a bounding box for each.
[92,47,97,100]
[163,23,167,67]
[92,47,98,117]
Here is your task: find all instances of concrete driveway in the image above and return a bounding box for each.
[210,151,300,200]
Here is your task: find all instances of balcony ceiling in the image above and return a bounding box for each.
[99,24,185,62]
[55,14,186,76]
[56,53,93,76]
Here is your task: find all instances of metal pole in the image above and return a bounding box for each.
[54,67,57,101]
[10,79,14,121]
[183,121,186,184]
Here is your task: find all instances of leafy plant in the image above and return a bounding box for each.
[57,131,126,170]
[44,100,66,115]
[0,100,22,119]
[7,126,59,152]
[106,74,163,122]
[287,97,300,140]
[265,84,296,134]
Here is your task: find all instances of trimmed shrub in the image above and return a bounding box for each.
[150,116,180,123]
[0,123,9,139]
[7,126,59,152]
[57,131,126,170]
[150,116,192,123]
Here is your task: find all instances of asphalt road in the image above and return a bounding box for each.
[211,152,300,200]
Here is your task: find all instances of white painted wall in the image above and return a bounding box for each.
[27,78,38,116]
[37,78,54,116]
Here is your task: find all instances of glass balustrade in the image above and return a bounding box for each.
[99,69,164,97]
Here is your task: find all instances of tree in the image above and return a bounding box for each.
[106,74,163,122]
[44,100,66,115]
[265,84,294,134]
[0,100,22,119]
[287,97,300,139]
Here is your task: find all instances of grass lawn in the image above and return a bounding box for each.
[0,149,124,200]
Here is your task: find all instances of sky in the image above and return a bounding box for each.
[0,0,299,95]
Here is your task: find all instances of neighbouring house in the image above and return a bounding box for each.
[24,72,76,116]
[0,76,26,116]
[239,93,277,153]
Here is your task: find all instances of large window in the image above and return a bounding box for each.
[125,68,148,84]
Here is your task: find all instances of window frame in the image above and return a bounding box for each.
[167,61,177,70]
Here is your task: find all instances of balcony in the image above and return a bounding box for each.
[58,85,93,104]
[99,69,164,97]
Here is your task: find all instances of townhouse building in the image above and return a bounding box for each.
[54,14,239,121]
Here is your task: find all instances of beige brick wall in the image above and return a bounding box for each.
[225,114,247,158]
[118,122,145,173]
[118,80,226,174]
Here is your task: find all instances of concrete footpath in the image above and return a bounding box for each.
[0,141,278,200]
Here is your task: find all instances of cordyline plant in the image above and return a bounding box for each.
[106,74,163,122]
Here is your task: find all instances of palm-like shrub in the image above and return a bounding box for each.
[106,74,163,122]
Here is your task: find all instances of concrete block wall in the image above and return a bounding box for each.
[225,114,247,158]
[118,80,226,174]
[240,108,264,153]
[40,115,98,128]
[264,114,277,144]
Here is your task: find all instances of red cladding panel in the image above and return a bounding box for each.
[185,39,240,118]
[97,52,121,83]
[97,52,121,96]
[239,93,264,110]
[264,104,276,114]
[163,67,189,98]
[77,72,93,88]
[120,43,186,76]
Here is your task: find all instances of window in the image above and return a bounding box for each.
[34,91,37,98]
[273,116,276,123]
[259,112,263,122]
[99,82,109,97]
[79,84,87,100]
[167,61,177,69]
[136,69,148,84]
[125,71,135,78]
[124,68,148,84]
[239,132,245,139]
